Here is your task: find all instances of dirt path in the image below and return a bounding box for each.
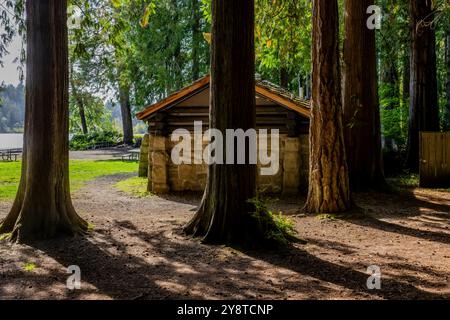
[0,175,449,300]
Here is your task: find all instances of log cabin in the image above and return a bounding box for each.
[136,75,311,194]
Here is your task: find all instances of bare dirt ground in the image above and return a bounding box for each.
[0,174,449,300]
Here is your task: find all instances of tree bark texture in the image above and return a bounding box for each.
[304,0,353,213]
[0,0,88,242]
[342,0,386,191]
[119,84,134,145]
[184,0,259,245]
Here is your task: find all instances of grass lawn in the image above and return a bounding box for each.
[0,160,138,201]
[115,176,151,197]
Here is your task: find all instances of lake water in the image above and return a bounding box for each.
[0,133,75,149]
[0,134,23,149]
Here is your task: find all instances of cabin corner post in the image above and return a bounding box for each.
[139,133,150,177]
[282,137,301,194]
[147,114,170,194]
[149,135,169,194]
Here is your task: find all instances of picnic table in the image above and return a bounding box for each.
[0,148,22,162]
[121,148,140,162]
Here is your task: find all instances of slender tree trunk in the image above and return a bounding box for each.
[406,0,439,171]
[70,76,88,134]
[0,0,87,242]
[171,0,183,90]
[280,67,289,88]
[184,0,261,245]
[402,50,410,103]
[304,0,353,213]
[119,84,134,145]
[444,31,450,131]
[191,0,201,81]
[342,0,386,191]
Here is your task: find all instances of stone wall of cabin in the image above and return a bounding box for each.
[141,132,309,195]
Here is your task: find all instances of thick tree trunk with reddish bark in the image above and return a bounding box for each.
[184,0,263,245]
[342,0,386,191]
[406,0,439,171]
[0,0,88,242]
[304,0,353,213]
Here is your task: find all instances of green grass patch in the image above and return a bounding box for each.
[23,263,37,272]
[0,232,12,241]
[0,160,138,201]
[387,173,419,188]
[115,176,151,197]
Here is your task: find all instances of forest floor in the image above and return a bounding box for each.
[0,173,449,300]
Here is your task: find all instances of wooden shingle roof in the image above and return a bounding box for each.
[136,75,310,120]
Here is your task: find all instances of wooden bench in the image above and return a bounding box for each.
[121,152,140,162]
[0,149,22,162]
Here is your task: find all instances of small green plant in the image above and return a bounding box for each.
[23,263,37,272]
[247,195,302,247]
[387,173,419,189]
[0,232,12,241]
[87,222,95,231]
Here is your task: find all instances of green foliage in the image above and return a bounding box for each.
[0,84,24,133]
[255,0,312,90]
[0,160,138,200]
[23,263,37,272]
[115,176,151,197]
[69,130,122,150]
[247,196,299,247]
[0,232,12,241]
[379,83,409,149]
[387,173,419,188]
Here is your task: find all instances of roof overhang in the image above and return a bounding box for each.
[136,75,311,121]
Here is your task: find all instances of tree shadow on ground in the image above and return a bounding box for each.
[1,213,448,300]
[347,215,450,245]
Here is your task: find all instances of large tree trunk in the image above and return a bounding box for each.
[0,0,87,242]
[342,0,386,191]
[406,0,439,171]
[119,84,134,145]
[444,31,450,131]
[303,0,353,213]
[191,0,201,81]
[184,0,260,245]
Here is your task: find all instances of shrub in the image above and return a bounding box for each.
[70,130,123,150]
